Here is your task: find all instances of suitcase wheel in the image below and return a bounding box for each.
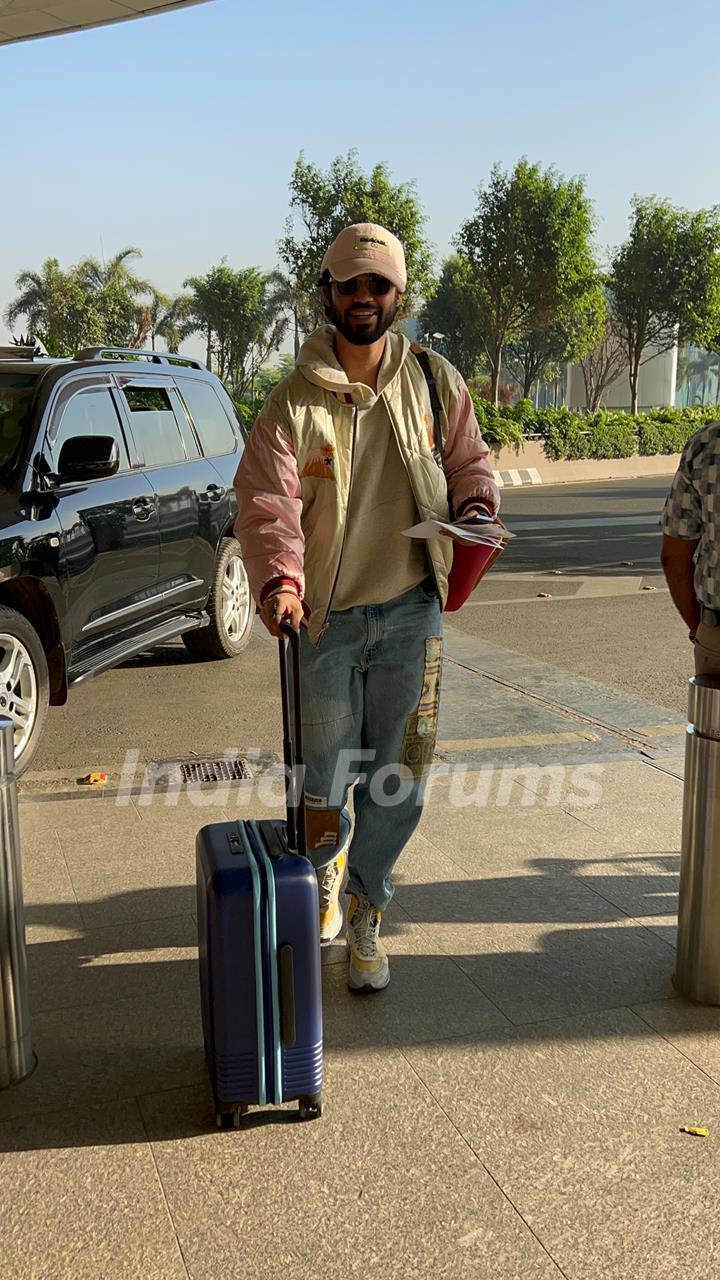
[216,1104,248,1130]
[298,1094,323,1121]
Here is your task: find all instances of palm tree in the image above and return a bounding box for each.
[267,270,310,358]
[152,293,194,353]
[75,246,152,298]
[127,289,171,352]
[4,257,65,333]
[75,247,155,349]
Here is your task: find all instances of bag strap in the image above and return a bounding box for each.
[411,343,454,520]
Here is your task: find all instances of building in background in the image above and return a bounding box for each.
[565,344,679,413]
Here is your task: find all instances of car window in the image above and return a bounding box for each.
[175,379,237,457]
[52,388,130,472]
[167,388,201,460]
[214,381,248,444]
[0,373,37,471]
[122,386,186,467]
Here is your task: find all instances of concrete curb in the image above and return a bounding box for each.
[492,440,680,487]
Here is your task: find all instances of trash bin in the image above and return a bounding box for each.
[0,717,33,1086]
[674,675,720,1004]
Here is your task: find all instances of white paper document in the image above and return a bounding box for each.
[402,518,515,545]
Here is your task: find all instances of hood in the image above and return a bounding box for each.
[296,325,410,407]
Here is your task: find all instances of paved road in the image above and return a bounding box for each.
[25,472,689,793]
[456,473,690,712]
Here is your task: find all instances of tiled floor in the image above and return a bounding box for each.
[0,755,704,1278]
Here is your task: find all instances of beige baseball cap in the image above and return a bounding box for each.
[321,223,407,292]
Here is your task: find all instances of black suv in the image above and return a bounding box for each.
[0,346,253,774]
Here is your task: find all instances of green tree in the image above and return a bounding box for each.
[419,255,485,379]
[75,247,154,348]
[505,285,606,399]
[142,291,171,351]
[75,246,151,299]
[610,197,720,413]
[5,247,158,353]
[278,150,435,338]
[181,264,288,396]
[152,293,193,353]
[5,258,104,355]
[130,289,193,353]
[237,354,297,423]
[456,159,598,403]
[269,270,309,359]
[4,257,65,335]
[577,287,629,410]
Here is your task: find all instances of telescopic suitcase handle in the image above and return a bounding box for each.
[278,623,306,857]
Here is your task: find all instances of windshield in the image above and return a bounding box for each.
[0,373,38,470]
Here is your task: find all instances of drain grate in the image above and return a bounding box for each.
[180,758,252,784]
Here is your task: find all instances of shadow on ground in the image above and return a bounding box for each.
[0,853,685,1150]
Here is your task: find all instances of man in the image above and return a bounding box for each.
[234,222,500,992]
[661,418,720,676]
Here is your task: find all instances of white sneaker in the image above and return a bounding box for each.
[347,893,389,992]
[316,849,347,944]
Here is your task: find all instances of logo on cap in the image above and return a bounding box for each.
[355,234,388,251]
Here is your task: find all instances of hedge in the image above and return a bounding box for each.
[469,397,720,461]
[237,388,719,461]
[468,393,531,450]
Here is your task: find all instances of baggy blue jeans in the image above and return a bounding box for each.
[299,581,443,911]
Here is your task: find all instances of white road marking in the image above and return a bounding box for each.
[507,514,660,532]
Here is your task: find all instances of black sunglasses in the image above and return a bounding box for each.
[332,274,393,297]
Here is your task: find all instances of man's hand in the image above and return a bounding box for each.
[260,591,305,637]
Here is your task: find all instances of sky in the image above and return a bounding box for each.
[2,0,720,349]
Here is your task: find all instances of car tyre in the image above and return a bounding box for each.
[0,607,50,776]
[183,538,254,660]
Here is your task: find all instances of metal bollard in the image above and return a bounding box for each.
[675,676,720,1003]
[0,717,34,1086]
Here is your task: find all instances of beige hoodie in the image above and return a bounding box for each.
[301,332,428,610]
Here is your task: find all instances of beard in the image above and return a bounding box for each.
[328,297,400,346]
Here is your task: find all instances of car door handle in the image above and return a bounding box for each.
[206,484,226,502]
[132,497,154,521]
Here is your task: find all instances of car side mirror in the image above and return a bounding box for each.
[57,435,120,483]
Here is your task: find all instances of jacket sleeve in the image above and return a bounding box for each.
[443,372,501,519]
[233,416,305,604]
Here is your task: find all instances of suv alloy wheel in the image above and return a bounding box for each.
[182,538,254,659]
[0,607,50,775]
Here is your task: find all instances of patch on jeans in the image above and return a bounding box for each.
[417,636,443,736]
[305,807,341,851]
[400,636,443,780]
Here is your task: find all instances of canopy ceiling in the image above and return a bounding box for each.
[0,0,210,45]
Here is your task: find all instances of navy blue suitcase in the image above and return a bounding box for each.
[196,624,323,1127]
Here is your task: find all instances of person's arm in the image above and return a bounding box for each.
[442,372,501,520]
[660,534,701,635]
[233,414,306,636]
[660,445,704,637]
